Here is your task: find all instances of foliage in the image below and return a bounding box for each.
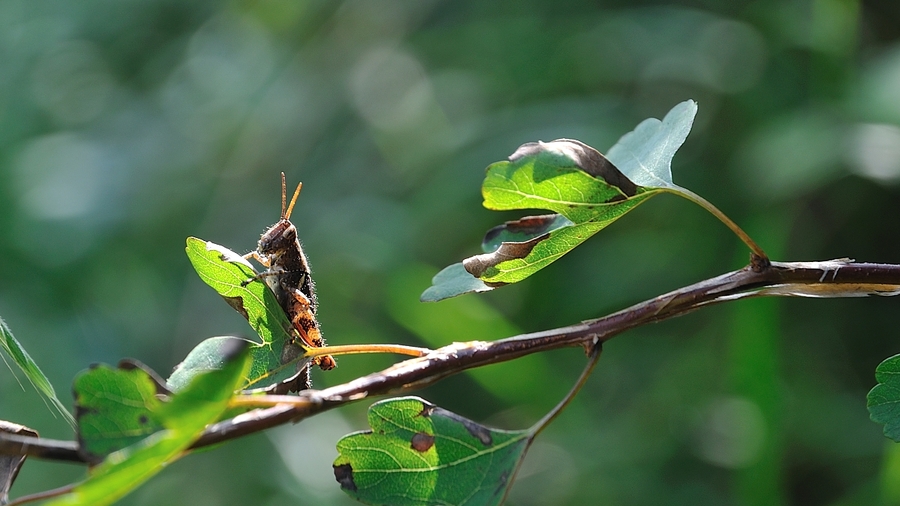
[49,340,250,506]
[1,2,900,504]
[869,354,900,441]
[424,101,697,300]
[334,397,531,506]
[173,238,309,392]
[0,317,73,426]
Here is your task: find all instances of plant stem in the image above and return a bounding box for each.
[6,483,75,505]
[664,187,768,262]
[6,260,900,464]
[304,343,429,358]
[529,341,602,437]
[230,394,314,409]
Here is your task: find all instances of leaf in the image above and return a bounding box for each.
[481,214,574,253]
[180,238,307,391]
[185,237,296,348]
[74,360,168,463]
[334,396,532,506]
[461,139,660,285]
[47,339,251,506]
[480,140,641,222]
[167,336,304,393]
[422,101,700,300]
[419,263,493,302]
[463,200,653,284]
[0,316,74,427]
[605,99,697,190]
[868,354,900,441]
[0,421,37,504]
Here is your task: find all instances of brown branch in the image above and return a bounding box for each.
[4,259,900,464]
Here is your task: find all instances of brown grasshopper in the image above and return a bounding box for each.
[243,173,335,389]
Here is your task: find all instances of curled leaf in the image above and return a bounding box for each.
[423,101,701,300]
[509,139,637,196]
[482,214,574,253]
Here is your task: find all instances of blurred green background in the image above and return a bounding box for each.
[2,0,900,504]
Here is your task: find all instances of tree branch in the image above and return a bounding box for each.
[4,259,900,464]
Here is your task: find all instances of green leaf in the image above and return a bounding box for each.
[179,237,307,391]
[48,340,251,506]
[334,396,532,506]
[185,237,296,348]
[463,193,655,284]
[868,354,900,441]
[480,140,640,223]
[605,99,697,190]
[481,214,574,253]
[459,140,660,288]
[74,360,168,463]
[167,336,304,393]
[419,263,493,302]
[422,101,700,300]
[0,316,74,426]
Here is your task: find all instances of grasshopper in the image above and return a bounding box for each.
[243,174,335,389]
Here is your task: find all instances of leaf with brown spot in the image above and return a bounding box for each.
[73,360,168,463]
[464,234,548,278]
[334,396,532,506]
[481,214,573,253]
[410,432,435,452]
[333,463,357,492]
[423,100,700,300]
[177,238,309,392]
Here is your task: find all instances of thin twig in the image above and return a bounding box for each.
[4,259,900,464]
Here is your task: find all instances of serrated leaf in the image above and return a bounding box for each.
[180,238,307,391]
[0,421,37,504]
[74,360,168,463]
[0,316,74,427]
[868,354,900,441]
[605,99,697,190]
[48,340,251,506]
[334,396,532,506]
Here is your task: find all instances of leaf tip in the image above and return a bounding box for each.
[420,263,495,302]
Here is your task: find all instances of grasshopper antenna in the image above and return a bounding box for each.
[280,172,287,219]
[285,179,303,221]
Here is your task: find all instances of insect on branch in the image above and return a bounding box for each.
[2,259,900,464]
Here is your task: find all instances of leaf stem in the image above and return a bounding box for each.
[664,187,768,263]
[229,394,314,409]
[304,344,430,359]
[529,341,602,437]
[6,483,75,505]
